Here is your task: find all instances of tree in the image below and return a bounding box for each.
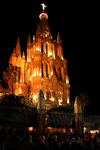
[79,93,89,113]
[3,65,17,94]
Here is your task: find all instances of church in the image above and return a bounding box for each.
[4,4,71,110]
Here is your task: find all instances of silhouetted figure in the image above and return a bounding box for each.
[85,132,91,150]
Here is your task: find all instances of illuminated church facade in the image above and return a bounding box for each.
[7,4,70,110]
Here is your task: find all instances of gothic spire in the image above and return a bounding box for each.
[12,48,16,57]
[27,34,31,47]
[16,37,21,56]
[57,32,62,43]
[39,3,52,39]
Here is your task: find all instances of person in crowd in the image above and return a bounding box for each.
[38,135,46,150]
[23,134,28,145]
[2,127,9,150]
[85,132,92,150]
[0,124,3,150]
[69,131,79,150]
[93,132,100,150]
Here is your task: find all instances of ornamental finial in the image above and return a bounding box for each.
[41,3,46,11]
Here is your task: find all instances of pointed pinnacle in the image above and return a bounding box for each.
[57,32,62,43]
[16,37,21,56]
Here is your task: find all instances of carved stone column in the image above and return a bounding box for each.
[37,90,46,136]
[74,96,83,136]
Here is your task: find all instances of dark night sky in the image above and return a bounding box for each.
[0,1,99,112]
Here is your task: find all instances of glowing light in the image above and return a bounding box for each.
[67,99,69,104]
[29,127,33,132]
[66,76,69,84]
[58,99,62,105]
[39,13,48,20]
[83,127,87,133]
[36,48,41,52]
[90,130,99,133]
[20,78,22,83]
[22,51,25,58]
[41,3,46,10]
[34,70,36,77]
[33,35,35,41]
[0,93,4,97]
[48,127,51,130]
[51,71,53,76]
[19,87,22,94]
[33,96,37,103]
[51,98,54,101]
[40,73,41,77]
[37,70,38,76]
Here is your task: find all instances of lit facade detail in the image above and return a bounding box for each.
[6,4,71,110]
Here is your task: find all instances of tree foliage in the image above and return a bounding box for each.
[3,66,15,94]
[0,94,36,111]
[3,65,21,94]
[49,101,74,113]
[79,93,89,113]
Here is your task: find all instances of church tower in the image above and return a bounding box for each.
[7,4,71,110]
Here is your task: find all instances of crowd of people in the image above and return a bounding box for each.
[0,124,100,150]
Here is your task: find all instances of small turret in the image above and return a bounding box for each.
[27,35,31,62]
[22,51,25,59]
[12,48,16,56]
[9,48,17,66]
[27,34,31,48]
[56,32,63,59]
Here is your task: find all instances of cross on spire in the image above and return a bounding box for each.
[41,3,46,11]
